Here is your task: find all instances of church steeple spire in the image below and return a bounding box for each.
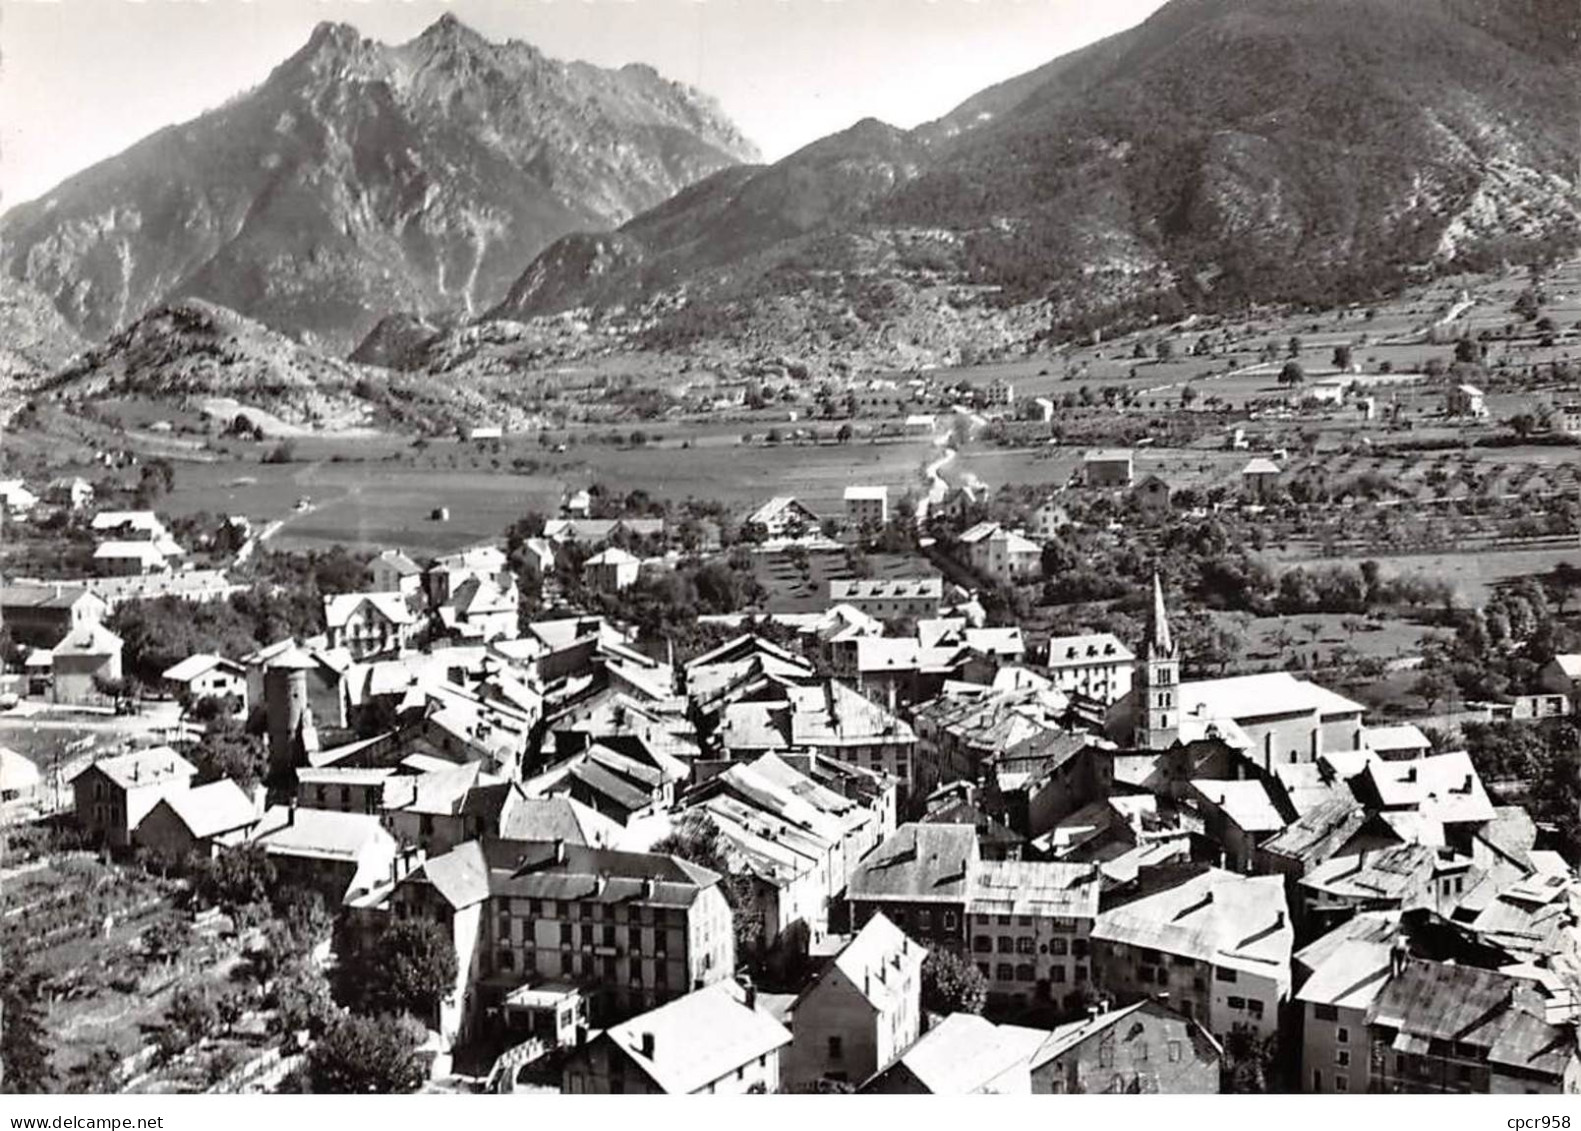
[1135,571,1180,749]
[1144,571,1175,658]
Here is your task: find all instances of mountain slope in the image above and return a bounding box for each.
[483,0,1580,360]
[0,14,757,352]
[0,277,84,382]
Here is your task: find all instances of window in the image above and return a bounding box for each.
[997,914,1011,925]
[1015,964,1034,982]
[1049,938,1068,957]
[997,937,1014,953]
[996,963,1014,982]
[1215,966,1238,984]
[1226,996,1245,1010]
[603,925,616,947]
[559,923,572,946]
[973,936,992,953]
[1071,939,1089,959]
[1052,967,1066,984]
[828,1036,843,1061]
[917,910,932,933]
[943,911,957,930]
[1336,1050,1350,1068]
[1312,1069,1323,1092]
[1247,1000,1264,1020]
[1334,1075,1348,1093]
[1016,937,1035,955]
[1168,1041,1181,1064]
[1337,1026,1349,1044]
[1018,916,1033,926]
[1313,1003,1338,1022]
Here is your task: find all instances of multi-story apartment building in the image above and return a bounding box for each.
[1042,633,1135,705]
[827,577,944,621]
[843,486,889,529]
[847,822,977,954]
[957,522,1042,585]
[783,913,924,1090]
[383,837,735,1043]
[1090,865,1293,1044]
[714,677,919,801]
[1297,937,1392,1094]
[679,753,892,959]
[967,859,1102,1013]
[71,747,197,849]
[1366,958,1579,1094]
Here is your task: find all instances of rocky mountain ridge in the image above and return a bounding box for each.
[0,13,758,353]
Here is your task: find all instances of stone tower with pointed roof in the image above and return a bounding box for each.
[1135,572,1180,748]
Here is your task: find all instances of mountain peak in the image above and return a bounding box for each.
[414,11,490,49]
[304,20,364,55]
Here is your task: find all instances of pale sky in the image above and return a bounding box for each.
[0,0,1168,208]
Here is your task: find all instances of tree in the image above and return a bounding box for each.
[652,812,764,958]
[191,843,276,915]
[1412,669,1455,714]
[1222,1029,1278,1093]
[1454,337,1483,365]
[1331,344,1353,370]
[341,919,458,1025]
[1287,336,1302,358]
[1155,339,1175,363]
[1278,361,1305,386]
[835,423,854,444]
[306,1014,428,1094]
[1,959,54,1094]
[920,949,987,1016]
[275,964,339,1038]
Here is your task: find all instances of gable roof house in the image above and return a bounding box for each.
[562,980,791,1094]
[0,584,109,649]
[1028,999,1222,1094]
[51,623,124,704]
[323,592,417,660]
[784,913,925,1090]
[134,778,263,860]
[745,496,821,539]
[861,1013,1034,1094]
[162,653,248,710]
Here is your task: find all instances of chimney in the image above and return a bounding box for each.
[1389,939,1408,979]
[287,801,297,827]
[554,838,566,865]
[643,877,657,899]
[639,1031,655,1059]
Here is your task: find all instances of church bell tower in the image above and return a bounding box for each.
[1135,572,1180,749]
